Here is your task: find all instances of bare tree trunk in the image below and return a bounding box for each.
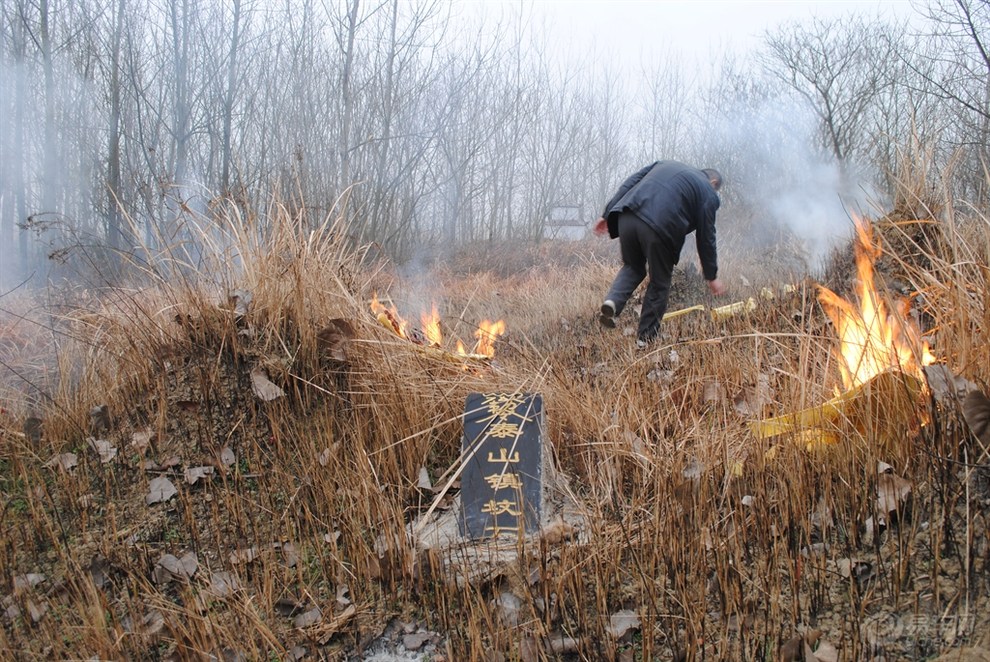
[338,0,359,193]
[221,0,242,194]
[107,0,126,260]
[40,0,58,216]
[170,0,192,198]
[7,5,30,280]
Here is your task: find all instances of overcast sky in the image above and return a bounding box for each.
[456,0,918,71]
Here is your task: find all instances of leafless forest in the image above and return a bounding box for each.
[0,0,988,282]
[2,2,990,661]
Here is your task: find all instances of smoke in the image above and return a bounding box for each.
[714,97,883,272]
[0,54,109,291]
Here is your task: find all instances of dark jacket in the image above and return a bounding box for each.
[603,160,720,280]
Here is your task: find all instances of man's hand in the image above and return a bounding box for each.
[593,217,608,236]
[707,278,727,296]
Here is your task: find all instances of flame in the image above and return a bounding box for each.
[474,319,506,358]
[421,304,443,346]
[370,293,407,339]
[369,294,505,359]
[817,216,934,391]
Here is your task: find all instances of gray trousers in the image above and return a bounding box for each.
[604,212,678,342]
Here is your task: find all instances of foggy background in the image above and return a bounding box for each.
[1,0,987,289]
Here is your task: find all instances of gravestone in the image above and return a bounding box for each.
[459,392,544,540]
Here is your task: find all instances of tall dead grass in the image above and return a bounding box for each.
[0,175,988,661]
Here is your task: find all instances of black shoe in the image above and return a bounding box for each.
[599,300,616,328]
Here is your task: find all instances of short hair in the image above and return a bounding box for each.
[702,168,723,191]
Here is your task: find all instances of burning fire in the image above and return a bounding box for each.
[817,215,935,390]
[370,294,506,359]
[421,304,443,346]
[751,214,936,450]
[474,320,506,358]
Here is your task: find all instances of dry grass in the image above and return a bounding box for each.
[1,186,988,661]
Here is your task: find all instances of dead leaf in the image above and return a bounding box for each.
[274,596,306,617]
[316,603,357,645]
[837,558,874,584]
[877,473,911,516]
[548,633,582,654]
[229,289,253,317]
[161,455,182,470]
[220,447,236,467]
[88,554,108,589]
[221,648,248,662]
[184,466,214,486]
[154,552,198,583]
[606,609,640,639]
[682,457,703,481]
[250,367,285,401]
[647,368,674,384]
[492,592,521,627]
[316,319,356,362]
[178,552,198,578]
[146,476,177,505]
[206,571,240,598]
[520,636,540,662]
[89,405,111,434]
[131,429,156,452]
[962,389,990,445]
[733,375,773,417]
[141,609,165,636]
[229,547,259,565]
[924,364,977,402]
[324,531,341,545]
[43,453,78,471]
[703,381,725,404]
[3,597,20,622]
[280,542,299,568]
[402,632,431,651]
[88,438,118,463]
[812,639,839,662]
[417,466,432,490]
[335,583,351,607]
[623,430,648,457]
[318,448,331,467]
[26,598,46,623]
[294,606,322,628]
[541,520,577,545]
[12,573,45,595]
[778,634,803,661]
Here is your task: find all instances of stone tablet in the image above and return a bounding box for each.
[459,392,544,540]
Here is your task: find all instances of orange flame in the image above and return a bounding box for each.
[817,216,934,390]
[421,304,443,346]
[369,295,505,359]
[370,293,407,339]
[474,320,506,358]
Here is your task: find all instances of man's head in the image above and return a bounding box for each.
[702,168,723,192]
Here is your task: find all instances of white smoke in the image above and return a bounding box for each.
[715,97,883,271]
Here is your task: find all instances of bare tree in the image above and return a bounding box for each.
[106,0,126,257]
[905,0,990,200]
[760,15,897,164]
[0,1,31,281]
